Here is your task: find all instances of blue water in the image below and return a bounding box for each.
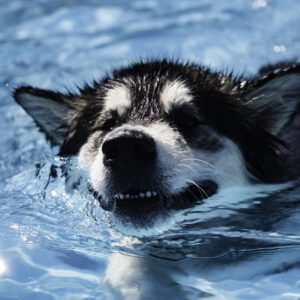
[1,1,300,299]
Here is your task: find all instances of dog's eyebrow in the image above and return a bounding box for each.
[160,80,193,112]
[103,83,131,115]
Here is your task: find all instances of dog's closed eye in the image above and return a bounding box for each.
[101,117,118,132]
[173,113,201,130]
[167,105,204,132]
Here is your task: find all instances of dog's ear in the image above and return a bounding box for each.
[13,86,77,146]
[245,65,300,136]
[242,65,300,182]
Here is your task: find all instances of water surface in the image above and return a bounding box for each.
[1,1,300,299]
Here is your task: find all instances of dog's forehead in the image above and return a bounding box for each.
[102,77,194,116]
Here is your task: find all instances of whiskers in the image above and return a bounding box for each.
[180,157,217,172]
[186,179,209,199]
[177,157,216,199]
[161,178,211,211]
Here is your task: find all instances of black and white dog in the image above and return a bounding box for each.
[13,59,300,224]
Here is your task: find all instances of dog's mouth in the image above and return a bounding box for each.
[96,180,218,213]
[114,189,159,207]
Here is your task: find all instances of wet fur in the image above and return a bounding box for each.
[14,59,300,184]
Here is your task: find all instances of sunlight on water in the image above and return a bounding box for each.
[0,258,7,275]
[1,0,300,299]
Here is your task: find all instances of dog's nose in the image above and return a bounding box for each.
[102,128,157,169]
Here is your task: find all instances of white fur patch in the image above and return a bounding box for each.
[160,80,193,112]
[143,122,249,194]
[104,83,131,114]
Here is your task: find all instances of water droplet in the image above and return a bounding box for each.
[273,45,286,53]
[252,0,267,9]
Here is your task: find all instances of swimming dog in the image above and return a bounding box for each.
[13,59,300,224]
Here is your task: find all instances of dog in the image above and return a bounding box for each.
[13,59,300,299]
[13,59,300,225]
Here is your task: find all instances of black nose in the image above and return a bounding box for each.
[102,128,157,169]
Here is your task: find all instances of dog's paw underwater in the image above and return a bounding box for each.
[13,59,300,225]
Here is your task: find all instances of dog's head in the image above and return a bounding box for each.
[13,60,300,222]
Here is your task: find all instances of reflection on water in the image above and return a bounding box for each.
[1,0,300,299]
[102,183,300,299]
[0,258,7,276]
[2,148,300,299]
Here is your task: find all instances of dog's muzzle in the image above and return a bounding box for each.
[97,127,218,216]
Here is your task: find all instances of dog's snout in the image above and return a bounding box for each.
[102,129,157,168]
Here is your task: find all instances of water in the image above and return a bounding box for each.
[1,0,300,299]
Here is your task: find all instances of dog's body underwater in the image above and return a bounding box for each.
[13,59,300,224]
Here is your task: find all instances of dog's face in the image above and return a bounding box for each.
[77,76,248,218]
[13,60,300,223]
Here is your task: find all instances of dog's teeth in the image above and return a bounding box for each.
[115,190,158,201]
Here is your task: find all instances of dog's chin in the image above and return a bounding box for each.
[96,180,218,226]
